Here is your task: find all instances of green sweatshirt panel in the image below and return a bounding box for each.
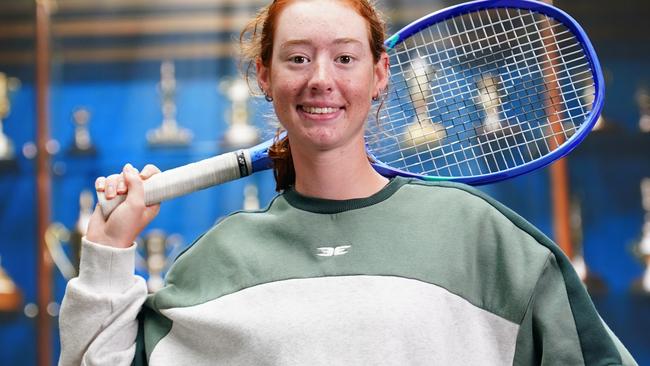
[139,304,172,364]
[513,254,584,365]
[151,178,547,322]
[427,181,623,365]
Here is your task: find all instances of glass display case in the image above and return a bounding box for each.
[0,0,648,364]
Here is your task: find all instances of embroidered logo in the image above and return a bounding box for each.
[316,245,351,257]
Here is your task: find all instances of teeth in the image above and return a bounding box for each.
[302,106,338,114]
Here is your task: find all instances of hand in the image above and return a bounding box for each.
[86,164,161,248]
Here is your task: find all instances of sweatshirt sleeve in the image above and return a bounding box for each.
[513,253,638,366]
[58,238,148,366]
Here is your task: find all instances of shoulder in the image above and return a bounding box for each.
[397,178,556,254]
[174,193,289,262]
[395,179,561,321]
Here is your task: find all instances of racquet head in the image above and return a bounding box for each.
[366,0,604,184]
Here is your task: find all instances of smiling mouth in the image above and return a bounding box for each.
[299,105,342,115]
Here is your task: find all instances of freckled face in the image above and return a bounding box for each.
[257,0,388,153]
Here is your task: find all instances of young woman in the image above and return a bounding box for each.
[59,0,636,365]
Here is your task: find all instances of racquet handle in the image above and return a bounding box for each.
[97,150,252,219]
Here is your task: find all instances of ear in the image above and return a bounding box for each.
[256,58,271,96]
[373,52,389,96]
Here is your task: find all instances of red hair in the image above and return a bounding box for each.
[240,0,387,191]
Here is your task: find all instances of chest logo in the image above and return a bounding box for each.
[316,245,351,257]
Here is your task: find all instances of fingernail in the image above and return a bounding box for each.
[117,181,126,192]
[106,184,116,197]
[96,179,105,191]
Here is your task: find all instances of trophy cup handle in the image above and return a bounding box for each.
[44,223,77,280]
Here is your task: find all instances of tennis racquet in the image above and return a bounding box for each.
[99,0,604,218]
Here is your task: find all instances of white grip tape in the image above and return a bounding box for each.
[97,150,251,218]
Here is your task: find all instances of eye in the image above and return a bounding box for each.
[291,55,308,64]
[338,55,353,64]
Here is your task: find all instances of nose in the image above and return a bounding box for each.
[307,57,334,93]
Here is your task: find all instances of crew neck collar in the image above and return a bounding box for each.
[282,176,409,214]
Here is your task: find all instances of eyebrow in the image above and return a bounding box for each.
[279,37,364,49]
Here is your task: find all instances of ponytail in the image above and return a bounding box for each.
[268,129,295,191]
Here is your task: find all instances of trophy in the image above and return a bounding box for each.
[0,72,20,166]
[147,60,193,147]
[635,86,650,133]
[0,256,23,312]
[402,57,446,150]
[45,190,95,280]
[632,178,650,294]
[581,84,610,132]
[69,190,94,272]
[68,108,96,155]
[142,230,183,292]
[219,77,260,149]
[476,74,506,135]
[243,183,260,210]
[569,196,607,294]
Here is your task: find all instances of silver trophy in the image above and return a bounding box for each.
[476,74,506,135]
[581,84,609,132]
[142,230,183,292]
[147,60,193,147]
[569,197,606,294]
[0,72,20,163]
[402,57,446,149]
[219,77,260,149]
[635,86,650,133]
[243,183,260,211]
[632,178,650,294]
[68,108,96,155]
[45,190,95,280]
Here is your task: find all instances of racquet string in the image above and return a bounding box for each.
[366,7,597,178]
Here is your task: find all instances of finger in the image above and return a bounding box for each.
[140,164,161,180]
[115,174,127,194]
[122,163,145,204]
[95,176,106,192]
[104,173,123,199]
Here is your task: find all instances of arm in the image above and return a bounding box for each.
[58,164,161,366]
[513,253,637,366]
[58,239,147,366]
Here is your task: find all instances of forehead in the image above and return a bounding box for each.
[274,0,370,45]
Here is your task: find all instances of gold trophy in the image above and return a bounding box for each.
[219,77,260,149]
[147,60,193,147]
[635,86,650,133]
[0,72,20,167]
[632,178,650,294]
[0,256,23,312]
[68,108,96,155]
[402,57,446,150]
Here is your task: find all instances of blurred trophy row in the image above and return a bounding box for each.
[0,60,262,165]
[0,60,267,316]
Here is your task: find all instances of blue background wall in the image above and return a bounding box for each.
[0,0,648,364]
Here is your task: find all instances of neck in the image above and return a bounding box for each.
[291,137,389,200]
